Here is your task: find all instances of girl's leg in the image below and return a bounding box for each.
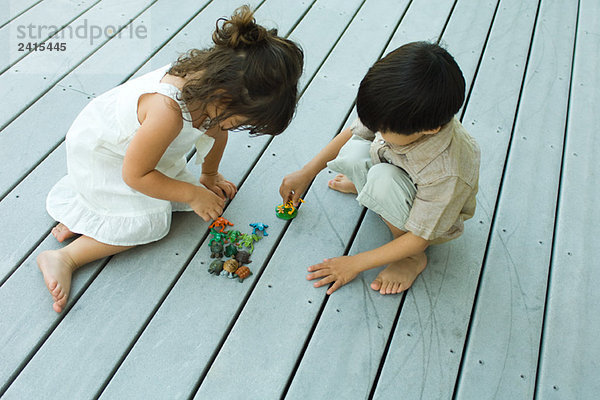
[51,222,77,242]
[37,236,133,313]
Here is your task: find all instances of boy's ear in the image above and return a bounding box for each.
[423,126,442,135]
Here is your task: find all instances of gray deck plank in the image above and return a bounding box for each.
[373,0,542,398]
[0,0,99,72]
[0,0,594,397]
[442,0,498,115]
[98,1,373,398]
[0,232,107,394]
[0,0,214,200]
[193,1,421,399]
[0,0,154,131]
[455,0,578,398]
[536,0,600,398]
[284,212,397,400]
[0,0,43,28]
[0,213,207,399]
[283,0,460,398]
[0,143,68,284]
[132,0,317,78]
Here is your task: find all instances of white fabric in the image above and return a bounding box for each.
[46,65,215,246]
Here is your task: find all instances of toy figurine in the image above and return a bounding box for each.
[234,266,252,282]
[237,233,261,254]
[209,228,228,246]
[208,260,224,275]
[249,222,269,236]
[209,241,224,258]
[226,230,243,245]
[221,259,239,278]
[209,217,234,233]
[235,250,252,265]
[276,198,305,220]
[224,243,238,257]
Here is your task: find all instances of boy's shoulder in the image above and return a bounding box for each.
[414,118,480,187]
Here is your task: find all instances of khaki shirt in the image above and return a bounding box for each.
[351,117,480,243]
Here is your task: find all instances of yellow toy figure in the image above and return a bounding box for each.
[276,198,304,220]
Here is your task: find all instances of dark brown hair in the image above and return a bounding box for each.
[356,41,465,135]
[168,5,304,136]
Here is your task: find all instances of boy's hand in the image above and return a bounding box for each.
[200,172,237,200]
[279,168,313,207]
[307,256,362,295]
[189,186,225,222]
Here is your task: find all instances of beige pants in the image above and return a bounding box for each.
[327,135,417,230]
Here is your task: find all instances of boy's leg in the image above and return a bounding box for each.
[371,218,427,295]
[326,135,373,193]
[355,163,426,295]
[37,236,133,313]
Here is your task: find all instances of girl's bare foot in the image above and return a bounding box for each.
[51,223,76,243]
[328,174,358,194]
[370,252,427,295]
[36,250,76,313]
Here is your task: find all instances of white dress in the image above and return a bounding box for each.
[46,65,215,246]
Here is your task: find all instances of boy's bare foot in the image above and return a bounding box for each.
[370,252,427,295]
[328,174,358,194]
[37,250,76,313]
[51,223,76,243]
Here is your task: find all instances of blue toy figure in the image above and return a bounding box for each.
[249,222,269,236]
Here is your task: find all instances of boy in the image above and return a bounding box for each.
[279,41,480,295]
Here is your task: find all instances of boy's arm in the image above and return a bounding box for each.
[301,126,353,177]
[307,232,429,295]
[279,126,353,205]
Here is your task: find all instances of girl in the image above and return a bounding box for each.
[37,6,304,313]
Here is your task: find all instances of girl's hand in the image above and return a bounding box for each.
[306,256,361,295]
[189,186,225,222]
[279,168,313,207]
[199,172,237,200]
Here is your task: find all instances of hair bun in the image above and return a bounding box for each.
[213,5,268,48]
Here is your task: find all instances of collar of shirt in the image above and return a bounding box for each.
[385,118,455,173]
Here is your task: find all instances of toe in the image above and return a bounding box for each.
[53,302,63,313]
[380,281,389,295]
[392,282,401,294]
[371,277,382,291]
[51,284,62,297]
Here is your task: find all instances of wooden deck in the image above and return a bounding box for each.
[1,0,598,398]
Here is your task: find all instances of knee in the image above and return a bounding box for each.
[364,163,416,203]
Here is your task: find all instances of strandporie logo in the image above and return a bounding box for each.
[15,19,148,45]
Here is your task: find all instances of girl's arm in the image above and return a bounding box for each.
[122,93,224,221]
[200,125,228,176]
[198,125,237,200]
[279,126,353,205]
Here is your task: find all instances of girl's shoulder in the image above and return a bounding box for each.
[137,91,184,133]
